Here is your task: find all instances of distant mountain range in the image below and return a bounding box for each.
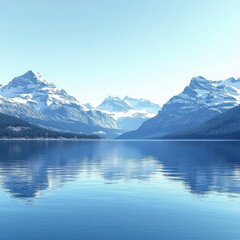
[92,96,160,130]
[1,71,240,139]
[0,71,160,138]
[119,76,240,139]
[0,112,97,139]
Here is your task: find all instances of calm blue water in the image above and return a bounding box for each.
[0,140,239,240]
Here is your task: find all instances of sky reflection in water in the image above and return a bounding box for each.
[0,140,239,240]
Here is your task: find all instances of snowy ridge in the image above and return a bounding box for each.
[164,76,240,114]
[119,76,240,138]
[96,96,161,131]
[0,70,85,111]
[0,71,120,137]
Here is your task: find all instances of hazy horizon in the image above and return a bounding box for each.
[1,0,240,105]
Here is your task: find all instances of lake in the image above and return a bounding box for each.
[0,140,239,240]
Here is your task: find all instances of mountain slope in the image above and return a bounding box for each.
[96,96,160,131]
[119,76,240,139]
[163,105,240,139]
[0,112,97,139]
[0,71,121,138]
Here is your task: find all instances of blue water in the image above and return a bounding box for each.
[0,140,239,240]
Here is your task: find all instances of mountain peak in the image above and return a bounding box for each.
[26,70,40,76]
[189,76,212,90]
[105,96,121,101]
[5,71,55,90]
[25,70,42,78]
[22,70,48,84]
[124,96,136,101]
[220,77,240,88]
[190,76,207,83]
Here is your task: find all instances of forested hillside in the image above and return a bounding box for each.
[0,112,98,139]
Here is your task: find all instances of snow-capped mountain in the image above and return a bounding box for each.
[98,96,131,112]
[119,76,240,138]
[0,71,121,137]
[96,96,161,131]
[83,103,93,110]
[123,96,160,114]
[0,71,85,113]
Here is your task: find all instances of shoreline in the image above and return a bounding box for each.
[0,138,240,142]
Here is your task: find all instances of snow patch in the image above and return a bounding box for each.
[7,126,31,132]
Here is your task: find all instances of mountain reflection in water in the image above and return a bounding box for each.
[0,140,239,199]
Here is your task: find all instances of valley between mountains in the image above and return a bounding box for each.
[1,71,240,139]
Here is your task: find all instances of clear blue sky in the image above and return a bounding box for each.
[1,0,240,106]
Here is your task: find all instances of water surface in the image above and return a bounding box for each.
[0,140,239,240]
